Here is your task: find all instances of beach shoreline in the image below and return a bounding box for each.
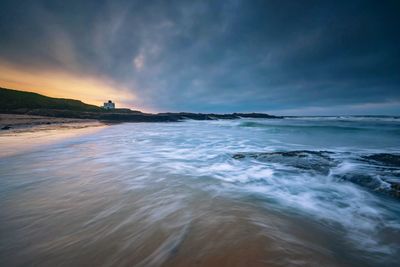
[0,113,104,133]
[0,114,107,158]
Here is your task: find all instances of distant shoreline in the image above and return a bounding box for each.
[0,87,282,124]
[0,112,281,133]
[0,110,282,124]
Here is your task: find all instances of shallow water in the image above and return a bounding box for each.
[0,117,399,266]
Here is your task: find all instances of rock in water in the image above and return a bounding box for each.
[362,153,400,167]
[233,150,336,175]
[1,125,11,130]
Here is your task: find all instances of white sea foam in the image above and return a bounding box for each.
[1,118,399,266]
[96,120,400,257]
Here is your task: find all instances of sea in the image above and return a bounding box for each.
[0,116,399,267]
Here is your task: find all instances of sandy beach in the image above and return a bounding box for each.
[0,114,106,158]
[0,114,103,132]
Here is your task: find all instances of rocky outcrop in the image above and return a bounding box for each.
[233,150,400,199]
[362,153,400,167]
[233,150,335,174]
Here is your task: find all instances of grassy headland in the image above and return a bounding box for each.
[0,87,281,123]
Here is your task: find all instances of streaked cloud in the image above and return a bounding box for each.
[0,0,399,114]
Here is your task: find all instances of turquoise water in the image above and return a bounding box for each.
[0,117,399,266]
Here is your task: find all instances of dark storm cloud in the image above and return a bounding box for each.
[0,0,399,114]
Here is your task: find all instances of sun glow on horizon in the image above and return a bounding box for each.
[0,61,138,109]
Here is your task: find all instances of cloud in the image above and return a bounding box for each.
[0,0,399,114]
[133,54,145,71]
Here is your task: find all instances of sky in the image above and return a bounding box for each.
[0,0,399,115]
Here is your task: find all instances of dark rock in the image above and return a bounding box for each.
[233,112,283,119]
[232,154,246,159]
[233,150,400,199]
[362,153,400,167]
[157,112,239,121]
[158,112,282,121]
[337,173,386,191]
[233,150,333,160]
[1,125,11,130]
[233,150,335,174]
[389,181,400,198]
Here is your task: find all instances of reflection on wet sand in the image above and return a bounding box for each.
[0,121,105,158]
[1,179,344,267]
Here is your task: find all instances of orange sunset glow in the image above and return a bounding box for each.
[0,60,136,108]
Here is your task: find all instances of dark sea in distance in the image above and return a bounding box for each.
[0,116,399,267]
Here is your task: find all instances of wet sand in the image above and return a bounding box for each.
[0,114,106,158]
[0,114,102,132]
[0,182,346,267]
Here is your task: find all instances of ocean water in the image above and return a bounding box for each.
[0,117,399,266]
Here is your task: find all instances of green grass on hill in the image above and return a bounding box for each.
[0,87,102,112]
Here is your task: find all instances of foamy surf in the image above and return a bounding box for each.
[0,117,399,266]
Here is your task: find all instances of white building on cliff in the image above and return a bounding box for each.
[103,100,115,109]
